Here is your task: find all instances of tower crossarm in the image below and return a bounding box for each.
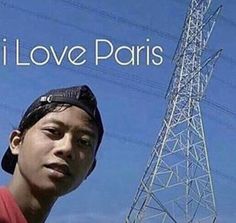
[199,49,222,98]
[172,0,213,63]
[171,49,222,101]
[172,5,222,66]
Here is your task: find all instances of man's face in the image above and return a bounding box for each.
[11,106,99,197]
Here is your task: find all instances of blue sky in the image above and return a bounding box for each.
[0,0,235,222]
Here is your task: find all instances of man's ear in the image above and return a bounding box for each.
[9,130,23,156]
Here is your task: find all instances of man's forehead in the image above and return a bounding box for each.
[38,107,98,133]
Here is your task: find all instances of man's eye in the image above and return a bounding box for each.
[44,128,62,137]
[78,137,93,148]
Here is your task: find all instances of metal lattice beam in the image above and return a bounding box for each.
[125,0,221,222]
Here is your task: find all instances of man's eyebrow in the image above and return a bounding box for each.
[42,118,66,126]
[42,118,97,137]
[79,128,97,138]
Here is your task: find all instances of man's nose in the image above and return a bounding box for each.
[53,134,75,160]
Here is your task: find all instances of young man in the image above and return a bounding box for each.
[0,85,104,223]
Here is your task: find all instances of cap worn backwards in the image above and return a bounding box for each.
[1,85,104,176]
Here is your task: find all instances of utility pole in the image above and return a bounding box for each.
[126,0,222,222]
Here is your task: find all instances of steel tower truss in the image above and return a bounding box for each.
[126,0,222,222]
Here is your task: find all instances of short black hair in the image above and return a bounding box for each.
[18,103,71,135]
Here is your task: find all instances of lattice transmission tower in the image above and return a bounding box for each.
[125,0,222,222]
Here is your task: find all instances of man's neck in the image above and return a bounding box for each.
[7,169,57,223]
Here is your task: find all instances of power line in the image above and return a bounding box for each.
[0,102,235,186]
[0,2,235,125]
[171,0,236,30]
[203,98,236,117]
[56,0,236,68]
[57,0,178,41]
[0,48,235,187]
[58,0,236,42]
[1,37,235,121]
[2,46,235,190]
[1,0,236,68]
[202,110,236,132]
[106,131,236,186]
[213,76,236,90]
[0,1,128,45]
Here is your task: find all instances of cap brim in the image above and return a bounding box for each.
[1,147,17,174]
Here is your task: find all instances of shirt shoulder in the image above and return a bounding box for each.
[0,187,28,223]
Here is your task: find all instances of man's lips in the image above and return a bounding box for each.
[45,163,71,176]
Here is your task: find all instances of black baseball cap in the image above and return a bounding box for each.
[1,85,104,175]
